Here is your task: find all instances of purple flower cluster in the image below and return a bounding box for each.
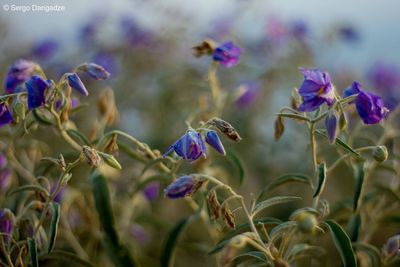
[163,129,226,162]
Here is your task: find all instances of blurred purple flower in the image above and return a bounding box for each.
[26,75,50,110]
[120,16,153,46]
[290,20,308,40]
[129,224,149,246]
[32,39,58,60]
[325,112,338,143]
[50,183,65,203]
[81,63,110,80]
[4,59,37,93]
[338,25,360,42]
[163,129,207,162]
[205,130,226,156]
[0,154,6,169]
[266,17,287,42]
[0,209,14,242]
[164,175,195,199]
[297,68,334,112]
[0,103,14,127]
[55,97,80,110]
[93,51,118,75]
[143,182,159,202]
[0,169,11,191]
[235,82,261,108]
[212,41,241,68]
[355,89,388,124]
[66,73,88,96]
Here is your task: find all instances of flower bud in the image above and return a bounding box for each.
[212,118,241,142]
[82,146,102,168]
[274,116,285,140]
[0,103,14,127]
[98,152,122,170]
[291,211,318,234]
[78,63,110,80]
[66,73,88,96]
[383,234,400,261]
[0,209,15,243]
[205,130,226,155]
[325,111,338,144]
[164,175,196,199]
[372,145,388,162]
[143,182,159,202]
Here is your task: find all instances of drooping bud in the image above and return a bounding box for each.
[164,175,196,199]
[274,116,285,140]
[208,191,220,220]
[372,145,388,162]
[0,209,15,243]
[212,118,241,142]
[82,146,102,168]
[221,205,235,229]
[78,63,110,80]
[205,130,226,155]
[325,111,338,144]
[66,73,88,96]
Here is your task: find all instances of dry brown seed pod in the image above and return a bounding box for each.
[82,146,102,168]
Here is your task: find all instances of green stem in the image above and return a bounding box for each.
[49,108,81,151]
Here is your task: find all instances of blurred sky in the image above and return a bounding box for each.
[1,0,400,70]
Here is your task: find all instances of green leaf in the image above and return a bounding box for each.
[39,250,94,267]
[233,251,268,264]
[140,157,174,176]
[353,163,365,212]
[7,185,49,197]
[313,162,327,198]
[161,217,192,267]
[316,130,360,156]
[48,202,60,254]
[32,109,53,125]
[28,237,38,267]
[347,213,361,242]
[253,196,301,217]
[276,113,311,122]
[325,220,357,267]
[67,129,91,146]
[352,242,381,267]
[91,172,136,267]
[226,150,245,184]
[209,217,281,255]
[270,221,297,238]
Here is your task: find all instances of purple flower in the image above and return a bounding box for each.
[4,59,37,94]
[0,103,14,127]
[0,209,14,242]
[266,17,287,42]
[355,89,388,124]
[26,75,51,110]
[325,112,338,143]
[163,130,206,162]
[50,183,65,203]
[235,82,260,108]
[129,224,149,246]
[81,63,110,80]
[212,41,241,68]
[290,20,308,40]
[0,154,6,169]
[143,182,159,202]
[55,97,80,110]
[297,68,334,112]
[66,73,88,96]
[120,16,153,47]
[205,130,226,156]
[0,169,11,191]
[343,81,362,99]
[32,39,58,60]
[164,175,195,199]
[93,51,118,75]
[338,25,360,43]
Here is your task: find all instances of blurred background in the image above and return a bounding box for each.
[1,0,400,266]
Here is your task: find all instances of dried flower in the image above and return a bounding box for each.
[212,118,241,142]
[163,130,207,162]
[192,39,216,57]
[221,205,235,229]
[297,68,334,112]
[274,116,285,140]
[82,146,102,168]
[208,191,220,220]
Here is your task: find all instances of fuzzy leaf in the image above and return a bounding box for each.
[352,242,381,267]
[353,163,365,212]
[313,162,327,198]
[28,237,39,267]
[233,251,268,264]
[325,220,357,267]
[258,174,313,200]
[66,129,91,146]
[253,196,301,217]
[316,130,360,156]
[48,202,60,254]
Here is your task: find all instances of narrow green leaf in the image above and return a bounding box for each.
[270,221,297,238]
[253,196,301,217]
[39,250,94,267]
[288,243,326,261]
[258,174,313,200]
[276,113,311,122]
[91,172,136,267]
[226,150,245,184]
[32,109,53,125]
[67,129,91,146]
[325,220,357,267]
[347,213,361,242]
[316,130,360,156]
[209,217,281,255]
[28,237,38,267]
[233,251,267,264]
[352,242,381,267]
[313,162,327,198]
[7,185,49,197]
[161,217,191,267]
[353,163,365,212]
[48,202,60,254]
